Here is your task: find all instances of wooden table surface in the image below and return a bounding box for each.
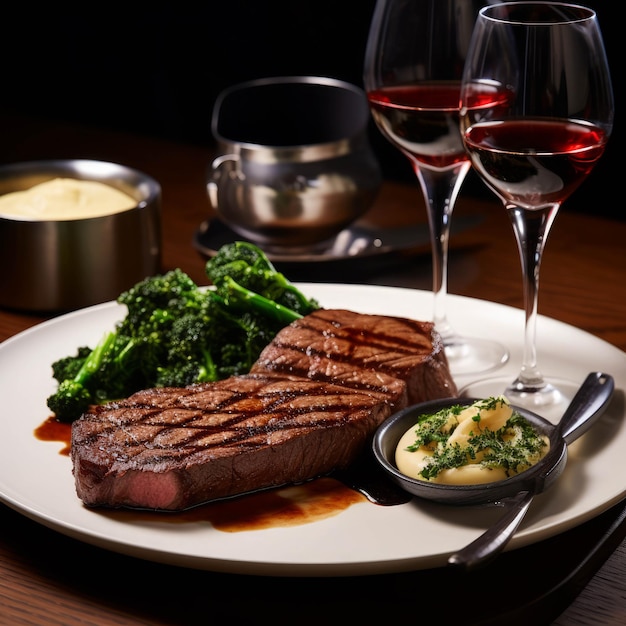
[1,113,625,625]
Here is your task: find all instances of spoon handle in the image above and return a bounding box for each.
[448,490,534,571]
[559,372,614,444]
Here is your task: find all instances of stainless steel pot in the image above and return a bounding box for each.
[207,76,382,249]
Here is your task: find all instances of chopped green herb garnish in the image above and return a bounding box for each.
[401,397,548,481]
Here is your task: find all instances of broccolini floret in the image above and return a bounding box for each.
[47,331,118,422]
[50,346,91,383]
[205,241,319,315]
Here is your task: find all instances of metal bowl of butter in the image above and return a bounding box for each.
[0,159,161,312]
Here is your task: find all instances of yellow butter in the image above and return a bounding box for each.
[0,178,137,220]
[395,397,549,486]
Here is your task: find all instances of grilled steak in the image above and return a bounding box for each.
[71,309,457,510]
[252,309,456,406]
[71,373,396,510]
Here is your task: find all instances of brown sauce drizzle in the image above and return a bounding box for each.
[103,478,366,531]
[34,416,72,455]
[34,415,409,531]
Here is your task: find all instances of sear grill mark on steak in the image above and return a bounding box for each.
[71,309,457,511]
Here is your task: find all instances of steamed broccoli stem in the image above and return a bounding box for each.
[46,331,116,422]
[197,347,217,383]
[205,241,319,315]
[262,268,316,313]
[156,347,217,388]
[79,332,117,379]
[217,276,303,325]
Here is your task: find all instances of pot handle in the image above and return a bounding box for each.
[206,153,239,210]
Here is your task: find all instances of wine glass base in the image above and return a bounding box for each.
[444,337,509,377]
[459,376,584,419]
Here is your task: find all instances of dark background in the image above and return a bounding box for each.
[1,1,620,219]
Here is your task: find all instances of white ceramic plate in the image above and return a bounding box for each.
[0,284,624,576]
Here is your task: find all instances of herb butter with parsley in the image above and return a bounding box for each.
[395,397,550,485]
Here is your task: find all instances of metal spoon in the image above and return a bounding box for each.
[447,371,615,571]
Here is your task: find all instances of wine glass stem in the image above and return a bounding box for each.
[414,162,471,345]
[507,204,560,389]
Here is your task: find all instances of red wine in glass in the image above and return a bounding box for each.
[367,83,468,169]
[464,118,607,207]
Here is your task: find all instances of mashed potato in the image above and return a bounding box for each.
[0,178,136,220]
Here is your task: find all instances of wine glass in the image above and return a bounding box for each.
[363,0,509,376]
[459,2,614,410]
